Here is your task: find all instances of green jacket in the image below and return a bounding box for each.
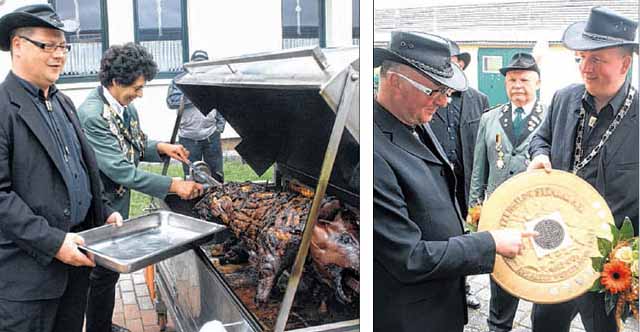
[78,87,172,218]
[468,101,547,206]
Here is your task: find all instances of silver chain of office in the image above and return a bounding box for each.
[572,86,636,174]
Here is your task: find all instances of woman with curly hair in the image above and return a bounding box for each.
[77,42,203,332]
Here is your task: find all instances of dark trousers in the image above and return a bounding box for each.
[179,132,224,182]
[86,266,120,332]
[532,292,616,332]
[488,278,519,332]
[0,266,91,332]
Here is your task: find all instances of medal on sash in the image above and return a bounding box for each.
[496,133,505,169]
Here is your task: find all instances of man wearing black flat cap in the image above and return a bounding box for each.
[373,30,537,332]
[428,40,490,310]
[528,6,638,332]
[470,52,546,332]
[0,4,122,332]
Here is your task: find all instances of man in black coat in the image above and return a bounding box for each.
[430,40,490,217]
[429,39,490,310]
[528,6,638,332]
[374,30,536,332]
[0,5,121,332]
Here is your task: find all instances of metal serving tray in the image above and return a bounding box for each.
[78,211,226,273]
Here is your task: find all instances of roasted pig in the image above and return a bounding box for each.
[194,182,359,305]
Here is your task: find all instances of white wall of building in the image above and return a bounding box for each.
[325,0,353,47]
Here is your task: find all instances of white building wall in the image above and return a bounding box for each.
[325,0,352,47]
[106,1,134,45]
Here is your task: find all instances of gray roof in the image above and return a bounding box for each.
[375,0,639,43]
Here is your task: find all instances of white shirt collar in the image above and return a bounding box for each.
[103,87,127,119]
[511,99,536,120]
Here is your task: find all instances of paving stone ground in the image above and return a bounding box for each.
[465,274,639,332]
[112,270,174,332]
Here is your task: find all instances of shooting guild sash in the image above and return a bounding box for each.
[477,170,614,303]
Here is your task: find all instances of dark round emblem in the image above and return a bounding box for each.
[533,219,565,250]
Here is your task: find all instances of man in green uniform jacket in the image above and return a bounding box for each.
[77,43,203,332]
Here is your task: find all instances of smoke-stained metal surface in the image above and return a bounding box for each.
[175,47,359,204]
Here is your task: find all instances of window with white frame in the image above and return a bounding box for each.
[134,0,188,75]
[282,0,324,49]
[483,56,503,73]
[50,0,108,80]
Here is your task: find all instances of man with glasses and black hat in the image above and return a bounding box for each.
[528,6,638,332]
[470,52,546,332]
[0,4,122,332]
[429,40,490,310]
[373,30,537,332]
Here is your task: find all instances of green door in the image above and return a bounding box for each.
[477,47,533,107]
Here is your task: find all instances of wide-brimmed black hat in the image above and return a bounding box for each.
[562,6,638,52]
[499,53,540,76]
[449,40,471,70]
[0,4,77,52]
[374,31,468,92]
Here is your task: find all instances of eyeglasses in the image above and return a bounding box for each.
[389,71,454,97]
[19,36,71,54]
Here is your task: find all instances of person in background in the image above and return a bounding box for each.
[429,39,490,310]
[78,42,203,332]
[528,6,638,332]
[167,50,226,182]
[469,52,546,332]
[0,4,122,332]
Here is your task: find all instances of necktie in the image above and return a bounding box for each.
[513,107,524,138]
[122,107,131,129]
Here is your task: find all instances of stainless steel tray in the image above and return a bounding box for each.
[78,211,226,273]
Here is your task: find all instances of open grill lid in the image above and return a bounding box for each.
[175,47,359,202]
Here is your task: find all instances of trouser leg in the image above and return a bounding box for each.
[0,297,57,332]
[531,298,578,332]
[86,266,120,332]
[179,136,203,177]
[487,278,519,331]
[53,266,92,332]
[204,132,224,182]
[576,292,617,332]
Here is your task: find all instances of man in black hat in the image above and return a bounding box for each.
[528,6,638,332]
[0,4,122,332]
[470,52,546,332]
[373,30,537,332]
[428,40,490,310]
[167,50,227,182]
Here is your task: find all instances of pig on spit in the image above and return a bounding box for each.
[194,182,359,305]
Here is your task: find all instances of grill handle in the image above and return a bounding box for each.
[162,96,185,176]
[183,46,330,73]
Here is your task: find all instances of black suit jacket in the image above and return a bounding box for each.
[0,72,113,301]
[373,101,496,332]
[529,83,638,234]
[431,87,489,209]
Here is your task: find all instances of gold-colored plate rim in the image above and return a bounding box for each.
[478,169,614,303]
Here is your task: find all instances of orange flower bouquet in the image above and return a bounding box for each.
[589,217,639,331]
[465,204,482,232]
